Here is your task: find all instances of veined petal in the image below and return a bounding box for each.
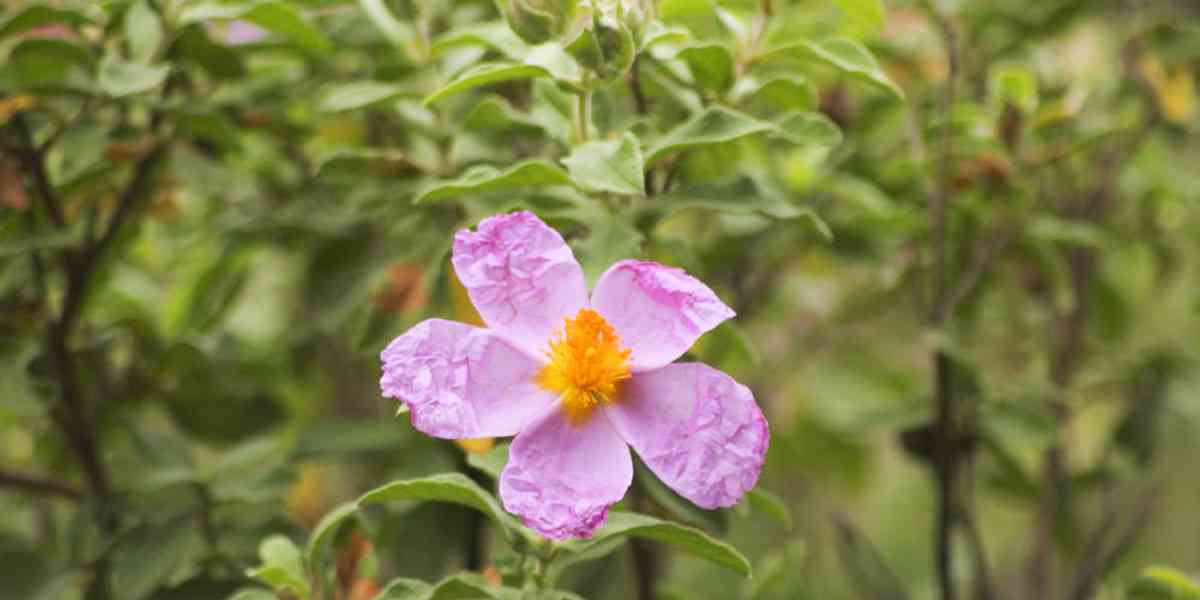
[380,319,554,439]
[591,260,735,370]
[499,406,632,540]
[452,211,589,354]
[605,363,768,509]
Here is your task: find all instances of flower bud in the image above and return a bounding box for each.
[564,1,636,82]
[496,0,580,45]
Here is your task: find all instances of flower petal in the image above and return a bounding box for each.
[591,260,735,370]
[605,363,768,509]
[500,406,632,540]
[452,211,589,353]
[380,319,554,439]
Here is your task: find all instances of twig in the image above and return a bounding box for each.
[0,469,82,500]
[1067,485,1159,600]
[924,5,964,600]
[12,113,66,229]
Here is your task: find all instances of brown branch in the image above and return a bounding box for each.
[1067,485,1159,600]
[924,5,965,600]
[12,113,67,229]
[0,469,82,500]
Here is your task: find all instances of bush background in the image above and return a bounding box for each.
[1,0,1198,599]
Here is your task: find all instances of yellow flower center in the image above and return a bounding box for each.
[537,308,632,424]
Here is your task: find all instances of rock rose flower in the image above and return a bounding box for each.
[380,211,768,539]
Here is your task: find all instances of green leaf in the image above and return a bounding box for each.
[1027,215,1107,247]
[424,62,551,105]
[179,2,332,53]
[562,133,645,195]
[111,522,201,600]
[464,97,544,134]
[1128,566,1200,599]
[376,573,523,599]
[305,502,359,572]
[677,43,735,94]
[832,0,886,34]
[466,443,509,481]
[565,512,751,576]
[746,489,794,530]
[98,54,169,97]
[318,81,417,112]
[7,38,92,87]
[0,230,76,258]
[989,62,1039,113]
[761,37,904,100]
[225,590,277,600]
[376,578,433,599]
[646,107,776,163]
[415,160,572,204]
[732,75,816,112]
[358,0,414,49]
[433,23,527,61]
[246,535,310,597]
[0,4,88,40]
[773,111,843,147]
[125,1,163,64]
[357,473,523,536]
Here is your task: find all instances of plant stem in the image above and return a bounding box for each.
[575,90,592,143]
[0,469,83,500]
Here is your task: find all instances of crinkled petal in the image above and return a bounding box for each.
[591,260,735,370]
[452,211,589,354]
[500,406,632,540]
[605,363,768,509]
[380,319,554,439]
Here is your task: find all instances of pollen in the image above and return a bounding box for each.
[537,308,632,424]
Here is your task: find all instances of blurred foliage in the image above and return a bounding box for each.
[1,0,1199,599]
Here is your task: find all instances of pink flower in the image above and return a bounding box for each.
[380,211,768,540]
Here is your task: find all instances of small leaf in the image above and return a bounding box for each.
[0,4,88,40]
[761,37,904,100]
[97,54,170,97]
[375,578,433,599]
[732,75,816,112]
[424,62,551,105]
[1128,566,1200,599]
[226,590,277,600]
[357,473,523,536]
[466,443,509,481]
[677,43,735,94]
[110,522,201,600]
[646,107,776,163]
[246,535,310,597]
[318,81,417,112]
[305,502,359,572]
[179,2,332,53]
[562,133,645,195]
[745,489,794,530]
[832,0,886,34]
[464,97,544,134]
[125,1,163,64]
[358,0,414,49]
[773,111,843,147]
[564,512,752,576]
[415,160,572,204]
[433,23,527,61]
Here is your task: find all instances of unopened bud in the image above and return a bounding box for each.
[496,0,580,45]
[564,1,636,82]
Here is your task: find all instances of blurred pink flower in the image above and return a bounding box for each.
[221,20,268,45]
[380,211,768,539]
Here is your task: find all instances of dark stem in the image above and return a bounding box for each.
[629,479,660,600]
[926,6,963,600]
[0,469,83,500]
